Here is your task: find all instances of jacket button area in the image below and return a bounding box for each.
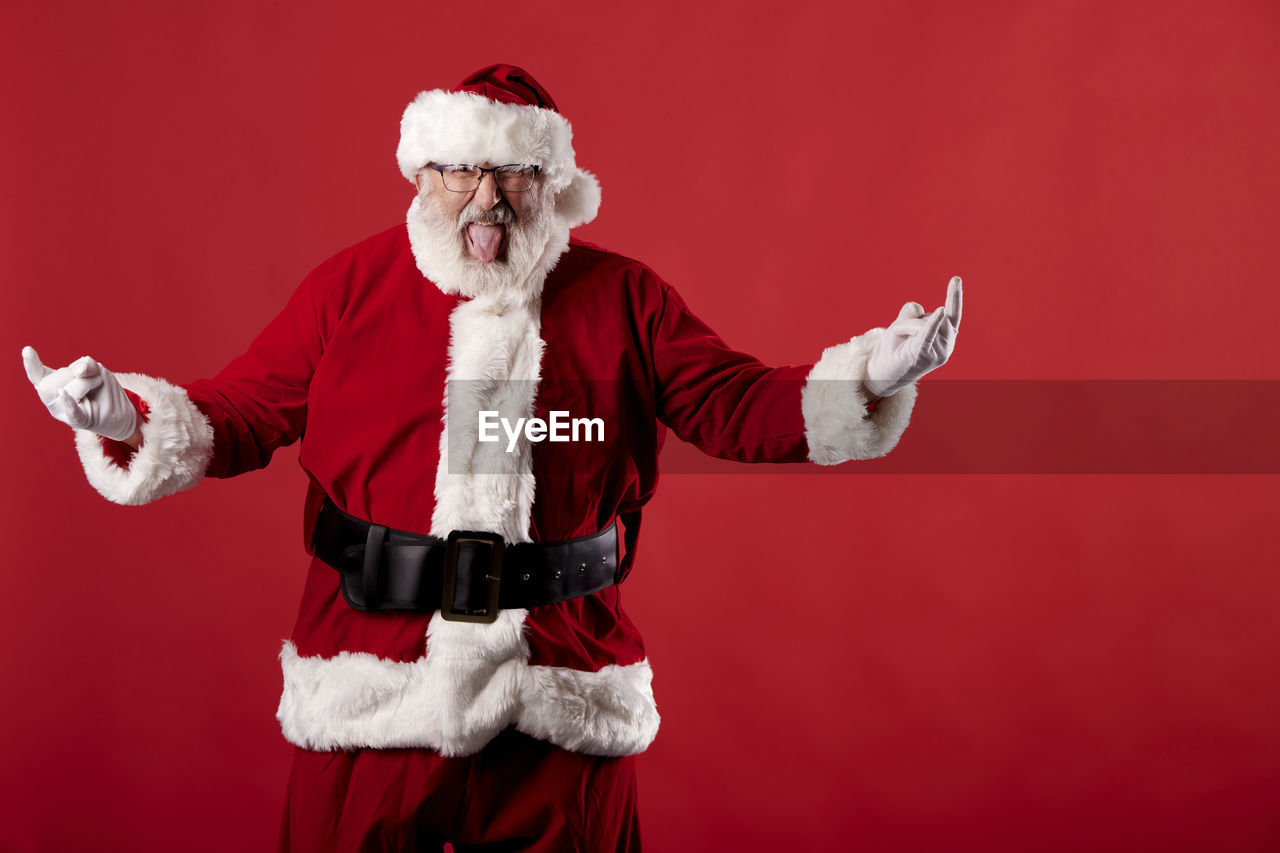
[521,573,531,582]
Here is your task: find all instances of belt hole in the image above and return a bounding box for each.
[521,572,531,582]
[578,562,587,573]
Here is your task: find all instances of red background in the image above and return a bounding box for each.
[3,1,1279,850]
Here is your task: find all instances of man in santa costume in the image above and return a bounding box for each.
[23,65,961,851]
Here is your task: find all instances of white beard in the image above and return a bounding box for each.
[405,189,570,302]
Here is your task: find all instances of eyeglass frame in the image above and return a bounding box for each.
[424,163,542,193]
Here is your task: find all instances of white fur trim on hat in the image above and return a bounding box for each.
[396,89,600,227]
[73,372,214,505]
[556,168,602,230]
[801,328,918,464]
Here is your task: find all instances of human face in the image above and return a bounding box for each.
[414,163,540,264]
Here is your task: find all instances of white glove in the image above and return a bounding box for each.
[22,346,139,442]
[864,276,963,398]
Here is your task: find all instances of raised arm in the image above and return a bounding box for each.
[21,264,332,505]
[650,275,961,465]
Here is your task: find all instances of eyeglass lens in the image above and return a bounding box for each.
[440,165,536,192]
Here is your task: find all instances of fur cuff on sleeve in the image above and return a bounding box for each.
[73,373,214,505]
[801,328,917,465]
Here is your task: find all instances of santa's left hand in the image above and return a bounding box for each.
[863,276,962,398]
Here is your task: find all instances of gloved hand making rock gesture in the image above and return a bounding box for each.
[864,276,963,398]
[22,346,140,443]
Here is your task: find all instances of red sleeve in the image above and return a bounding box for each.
[181,266,332,479]
[648,279,813,463]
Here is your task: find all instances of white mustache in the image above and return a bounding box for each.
[459,204,514,229]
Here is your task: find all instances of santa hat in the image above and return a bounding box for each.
[396,64,601,228]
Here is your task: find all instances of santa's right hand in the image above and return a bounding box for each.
[22,346,139,441]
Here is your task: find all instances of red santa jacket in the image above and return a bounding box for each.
[73,224,917,757]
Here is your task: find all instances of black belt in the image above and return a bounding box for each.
[311,498,619,623]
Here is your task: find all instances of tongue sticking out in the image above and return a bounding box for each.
[466,223,505,263]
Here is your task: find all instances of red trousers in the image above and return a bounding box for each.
[278,728,641,852]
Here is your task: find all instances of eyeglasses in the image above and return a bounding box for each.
[426,164,541,193]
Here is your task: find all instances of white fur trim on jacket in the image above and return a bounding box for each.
[276,642,660,758]
[801,328,918,464]
[396,89,600,227]
[430,292,544,541]
[73,373,214,505]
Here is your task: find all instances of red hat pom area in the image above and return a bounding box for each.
[456,64,560,112]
